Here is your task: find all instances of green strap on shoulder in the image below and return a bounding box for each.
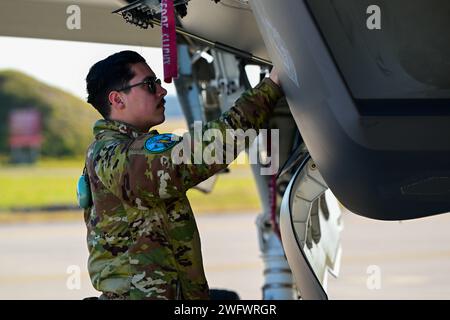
[77,166,93,209]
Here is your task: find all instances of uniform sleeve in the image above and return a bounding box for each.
[97,78,284,204]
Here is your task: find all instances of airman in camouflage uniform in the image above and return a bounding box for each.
[83,51,283,300]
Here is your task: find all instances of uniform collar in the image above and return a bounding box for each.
[93,119,158,140]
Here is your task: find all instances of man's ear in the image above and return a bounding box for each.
[108,91,124,109]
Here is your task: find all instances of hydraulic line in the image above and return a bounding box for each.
[149,18,272,66]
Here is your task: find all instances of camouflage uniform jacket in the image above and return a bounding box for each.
[83,78,283,299]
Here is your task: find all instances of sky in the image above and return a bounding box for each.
[0,35,261,110]
[0,36,177,100]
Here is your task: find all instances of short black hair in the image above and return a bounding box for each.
[86,50,146,118]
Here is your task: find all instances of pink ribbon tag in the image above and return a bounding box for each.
[161,0,178,83]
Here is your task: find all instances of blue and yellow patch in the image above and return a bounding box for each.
[144,133,180,154]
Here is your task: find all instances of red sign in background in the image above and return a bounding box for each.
[8,109,43,148]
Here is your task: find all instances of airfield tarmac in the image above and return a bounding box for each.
[1,209,450,300]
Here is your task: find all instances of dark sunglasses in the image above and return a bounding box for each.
[116,76,162,94]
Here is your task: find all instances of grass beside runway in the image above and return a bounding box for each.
[0,157,261,217]
[0,161,82,210]
[0,119,264,219]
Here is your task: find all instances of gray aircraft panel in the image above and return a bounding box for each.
[0,0,161,47]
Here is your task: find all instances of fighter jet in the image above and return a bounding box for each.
[2,0,448,300]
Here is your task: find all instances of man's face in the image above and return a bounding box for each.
[119,62,167,131]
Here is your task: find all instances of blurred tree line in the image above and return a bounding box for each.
[0,70,100,157]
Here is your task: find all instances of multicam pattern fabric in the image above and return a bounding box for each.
[83,78,283,300]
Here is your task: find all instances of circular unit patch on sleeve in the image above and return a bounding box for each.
[144,133,180,154]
